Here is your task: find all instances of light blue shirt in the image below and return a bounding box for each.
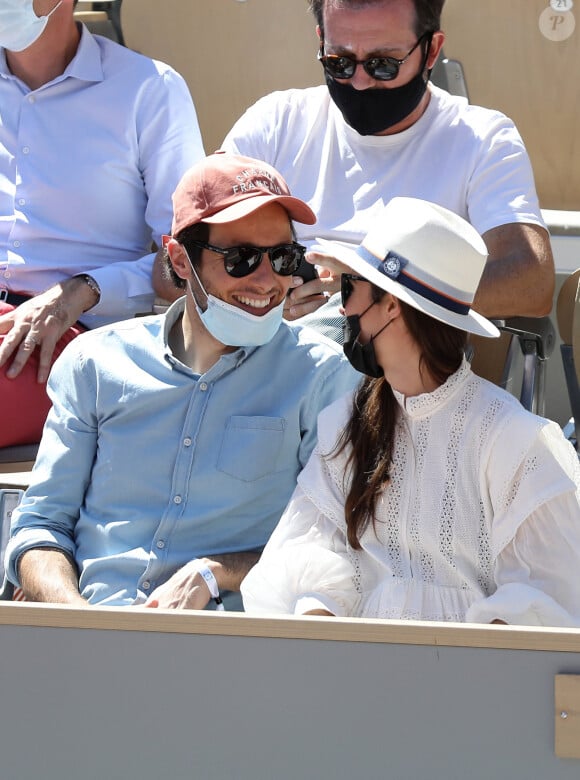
[0,25,204,327]
[6,299,359,605]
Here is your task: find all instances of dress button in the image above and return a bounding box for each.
[173,495,182,504]
[183,437,192,447]
[199,382,208,391]
[142,581,150,590]
[156,540,165,549]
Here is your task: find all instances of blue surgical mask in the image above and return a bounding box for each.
[0,0,62,52]
[188,270,284,347]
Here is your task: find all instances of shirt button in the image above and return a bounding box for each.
[22,147,30,154]
[199,382,208,391]
[156,540,165,549]
[173,495,182,504]
[142,581,150,590]
[28,96,35,104]
[18,198,25,206]
[13,241,20,248]
[4,272,10,279]
[183,437,192,447]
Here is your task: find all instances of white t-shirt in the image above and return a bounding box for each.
[223,84,545,250]
[241,361,580,627]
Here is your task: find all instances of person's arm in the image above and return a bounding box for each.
[87,71,203,320]
[17,548,87,606]
[5,339,98,590]
[473,223,555,318]
[143,551,261,610]
[0,69,204,380]
[467,423,580,627]
[241,481,357,617]
[0,276,98,382]
[465,491,580,627]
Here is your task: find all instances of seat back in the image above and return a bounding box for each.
[431,52,469,99]
[74,1,124,45]
[556,268,580,446]
[0,488,23,600]
[0,442,38,472]
[470,317,556,416]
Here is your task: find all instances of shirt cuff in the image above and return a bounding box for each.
[465,583,580,628]
[295,593,344,617]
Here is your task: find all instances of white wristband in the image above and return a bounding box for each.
[193,559,225,611]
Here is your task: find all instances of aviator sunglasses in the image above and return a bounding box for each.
[318,32,430,81]
[184,240,307,278]
[341,273,369,306]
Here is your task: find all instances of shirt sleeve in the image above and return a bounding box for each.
[84,67,205,320]
[5,342,98,585]
[221,93,281,164]
[464,112,545,235]
[467,421,580,627]
[297,355,358,470]
[466,490,580,627]
[241,485,358,616]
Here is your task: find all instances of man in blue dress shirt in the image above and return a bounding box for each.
[5,152,358,610]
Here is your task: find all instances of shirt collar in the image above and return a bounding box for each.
[393,356,472,418]
[0,23,103,85]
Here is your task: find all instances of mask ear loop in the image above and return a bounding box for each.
[182,247,210,310]
[422,32,435,79]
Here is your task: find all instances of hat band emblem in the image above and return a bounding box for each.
[358,246,472,316]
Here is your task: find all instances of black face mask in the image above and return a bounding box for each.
[343,313,384,377]
[325,66,430,136]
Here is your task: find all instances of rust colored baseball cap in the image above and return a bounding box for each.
[171,151,316,235]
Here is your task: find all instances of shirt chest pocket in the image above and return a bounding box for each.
[217,416,286,482]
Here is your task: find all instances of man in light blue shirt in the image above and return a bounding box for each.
[0,0,204,447]
[5,152,358,609]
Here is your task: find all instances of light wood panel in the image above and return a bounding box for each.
[441,0,580,210]
[121,0,321,155]
[2,601,580,652]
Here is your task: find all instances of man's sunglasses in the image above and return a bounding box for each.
[318,33,429,82]
[183,240,306,278]
[341,273,369,306]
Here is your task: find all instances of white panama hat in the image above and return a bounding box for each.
[317,197,500,339]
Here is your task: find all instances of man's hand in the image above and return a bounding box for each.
[144,551,261,610]
[144,559,215,610]
[0,277,97,382]
[284,250,350,320]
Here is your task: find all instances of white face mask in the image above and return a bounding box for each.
[0,0,62,52]
[188,270,284,348]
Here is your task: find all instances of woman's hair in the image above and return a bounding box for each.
[162,222,210,290]
[332,284,467,549]
[310,0,445,38]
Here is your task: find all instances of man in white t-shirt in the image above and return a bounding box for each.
[214,0,554,341]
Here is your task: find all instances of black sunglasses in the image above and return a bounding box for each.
[341,273,369,306]
[318,33,429,82]
[184,240,306,278]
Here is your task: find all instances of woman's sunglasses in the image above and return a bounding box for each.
[341,273,369,306]
[318,33,429,82]
[183,240,306,279]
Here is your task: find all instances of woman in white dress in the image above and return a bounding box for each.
[241,197,580,626]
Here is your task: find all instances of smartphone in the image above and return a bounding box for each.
[295,256,319,283]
